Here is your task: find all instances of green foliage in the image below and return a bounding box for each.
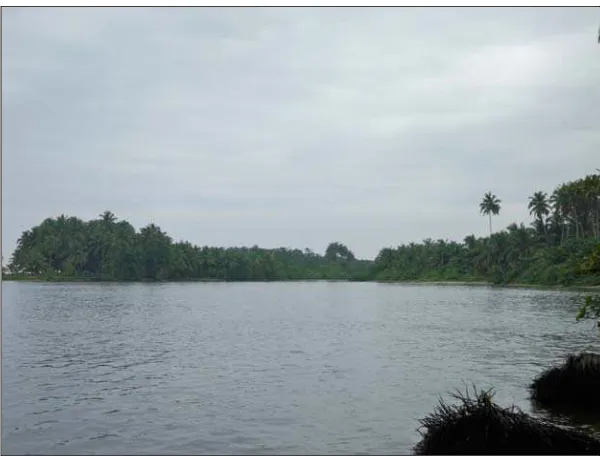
[480,192,501,217]
[577,295,600,321]
[375,171,600,288]
[480,191,501,235]
[7,213,371,282]
[7,171,600,288]
[576,243,600,330]
[325,242,355,262]
[528,191,550,221]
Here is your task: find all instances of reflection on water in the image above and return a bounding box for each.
[2,282,600,454]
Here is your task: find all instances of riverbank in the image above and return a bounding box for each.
[1,275,227,283]
[3,274,600,292]
[377,280,600,292]
[1,275,352,284]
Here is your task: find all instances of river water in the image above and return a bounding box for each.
[2,281,599,454]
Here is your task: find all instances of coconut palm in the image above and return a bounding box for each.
[99,210,117,225]
[480,192,501,236]
[528,191,550,234]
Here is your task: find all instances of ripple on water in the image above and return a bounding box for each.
[2,282,599,454]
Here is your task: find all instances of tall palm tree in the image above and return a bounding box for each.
[528,191,550,234]
[479,192,501,236]
[550,187,573,243]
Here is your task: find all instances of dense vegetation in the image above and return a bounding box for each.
[577,243,600,329]
[4,211,371,281]
[4,171,599,286]
[373,171,600,286]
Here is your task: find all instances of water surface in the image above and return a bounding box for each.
[3,282,598,454]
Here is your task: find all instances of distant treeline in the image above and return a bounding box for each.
[5,171,600,286]
[5,216,370,281]
[374,171,600,286]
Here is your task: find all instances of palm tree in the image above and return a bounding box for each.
[528,191,550,235]
[99,210,117,225]
[550,186,576,243]
[480,192,501,236]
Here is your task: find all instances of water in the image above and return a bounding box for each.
[2,281,599,454]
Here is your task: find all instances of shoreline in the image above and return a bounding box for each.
[377,280,600,292]
[3,275,599,292]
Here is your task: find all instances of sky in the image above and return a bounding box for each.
[2,7,599,261]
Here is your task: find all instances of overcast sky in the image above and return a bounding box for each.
[2,7,599,261]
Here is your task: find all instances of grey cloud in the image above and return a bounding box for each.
[3,7,599,261]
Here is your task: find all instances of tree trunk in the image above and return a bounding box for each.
[489,213,492,236]
[597,203,600,238]
[573,207,580,239]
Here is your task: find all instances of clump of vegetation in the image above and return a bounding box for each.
[529,353,600,413]
[414,386,600,455]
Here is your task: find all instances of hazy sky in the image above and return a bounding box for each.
[3,7,599,260]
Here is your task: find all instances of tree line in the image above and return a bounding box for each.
[374,171,600,286]
[5,211,370,281]
[5,171,600,286]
